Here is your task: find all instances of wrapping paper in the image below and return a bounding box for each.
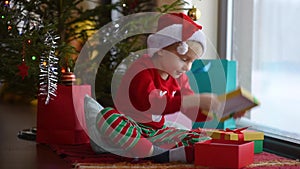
[200,127,264,153]
[188,59,237,129]
[195,139,254,168]
[36,85,91,144]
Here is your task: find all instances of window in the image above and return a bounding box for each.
[229,0,300,145]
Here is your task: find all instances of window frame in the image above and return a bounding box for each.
[218,0,300,160]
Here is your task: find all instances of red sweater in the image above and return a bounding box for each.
[115,55,208,129]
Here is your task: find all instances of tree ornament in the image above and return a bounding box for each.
[61,68,76,86]
[188,6,201,21]
[39,31,60,104]
[18,61,29,80]
[17,41,29,80]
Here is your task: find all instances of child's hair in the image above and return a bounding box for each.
[147,13,206,57]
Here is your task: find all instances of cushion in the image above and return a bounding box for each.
[84,95,153,157]
[84,95,118,154]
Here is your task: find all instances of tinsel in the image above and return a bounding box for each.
[39,31,60,104]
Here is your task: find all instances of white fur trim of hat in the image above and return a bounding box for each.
[147,13,206,57]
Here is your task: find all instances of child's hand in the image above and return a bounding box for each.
[198,93,222,115]
[182,93,222,117]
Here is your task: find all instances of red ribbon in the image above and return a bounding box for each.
[223,126,250,141]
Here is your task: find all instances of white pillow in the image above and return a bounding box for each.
[84,95,120,154]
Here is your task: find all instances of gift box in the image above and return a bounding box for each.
[36,84,91,144]
[195,139,254,168]
[187,59,237,129]
[201,127,264,153]
[193,117,236,130]
[200,87,260,122]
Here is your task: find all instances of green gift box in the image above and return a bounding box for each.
[187,59,237,129]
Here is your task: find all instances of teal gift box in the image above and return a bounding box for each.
[187,59,237,129]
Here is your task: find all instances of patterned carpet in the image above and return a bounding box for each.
[72,155,300,169]
[73,159,300,169]
[48,143,300,169]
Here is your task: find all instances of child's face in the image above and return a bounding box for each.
[155,41,203,79]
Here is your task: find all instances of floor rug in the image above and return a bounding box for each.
[48,143,300,169]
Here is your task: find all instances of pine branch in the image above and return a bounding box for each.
[156,0,189,13]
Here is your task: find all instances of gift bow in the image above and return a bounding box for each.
[223,126,250,141]
[225,126,249,134]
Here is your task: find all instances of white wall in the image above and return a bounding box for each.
[192,0,219,59]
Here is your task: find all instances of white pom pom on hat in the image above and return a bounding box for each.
[147,13,206,57]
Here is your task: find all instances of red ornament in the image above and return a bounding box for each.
[18,61,29,80]
[61,71,76,85]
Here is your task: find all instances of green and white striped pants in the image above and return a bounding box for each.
[96,107,211,156]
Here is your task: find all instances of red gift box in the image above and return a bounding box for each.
[195,139,254,169]
[36,84,91,144]
[199,127,264,153]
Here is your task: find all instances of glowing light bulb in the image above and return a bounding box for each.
[4,1,9,6]
[31,56,36,60]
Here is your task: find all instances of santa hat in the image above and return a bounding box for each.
[147,13,206,57]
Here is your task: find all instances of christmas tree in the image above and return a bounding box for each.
[0,0,113,103]
[0,0,188,104]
